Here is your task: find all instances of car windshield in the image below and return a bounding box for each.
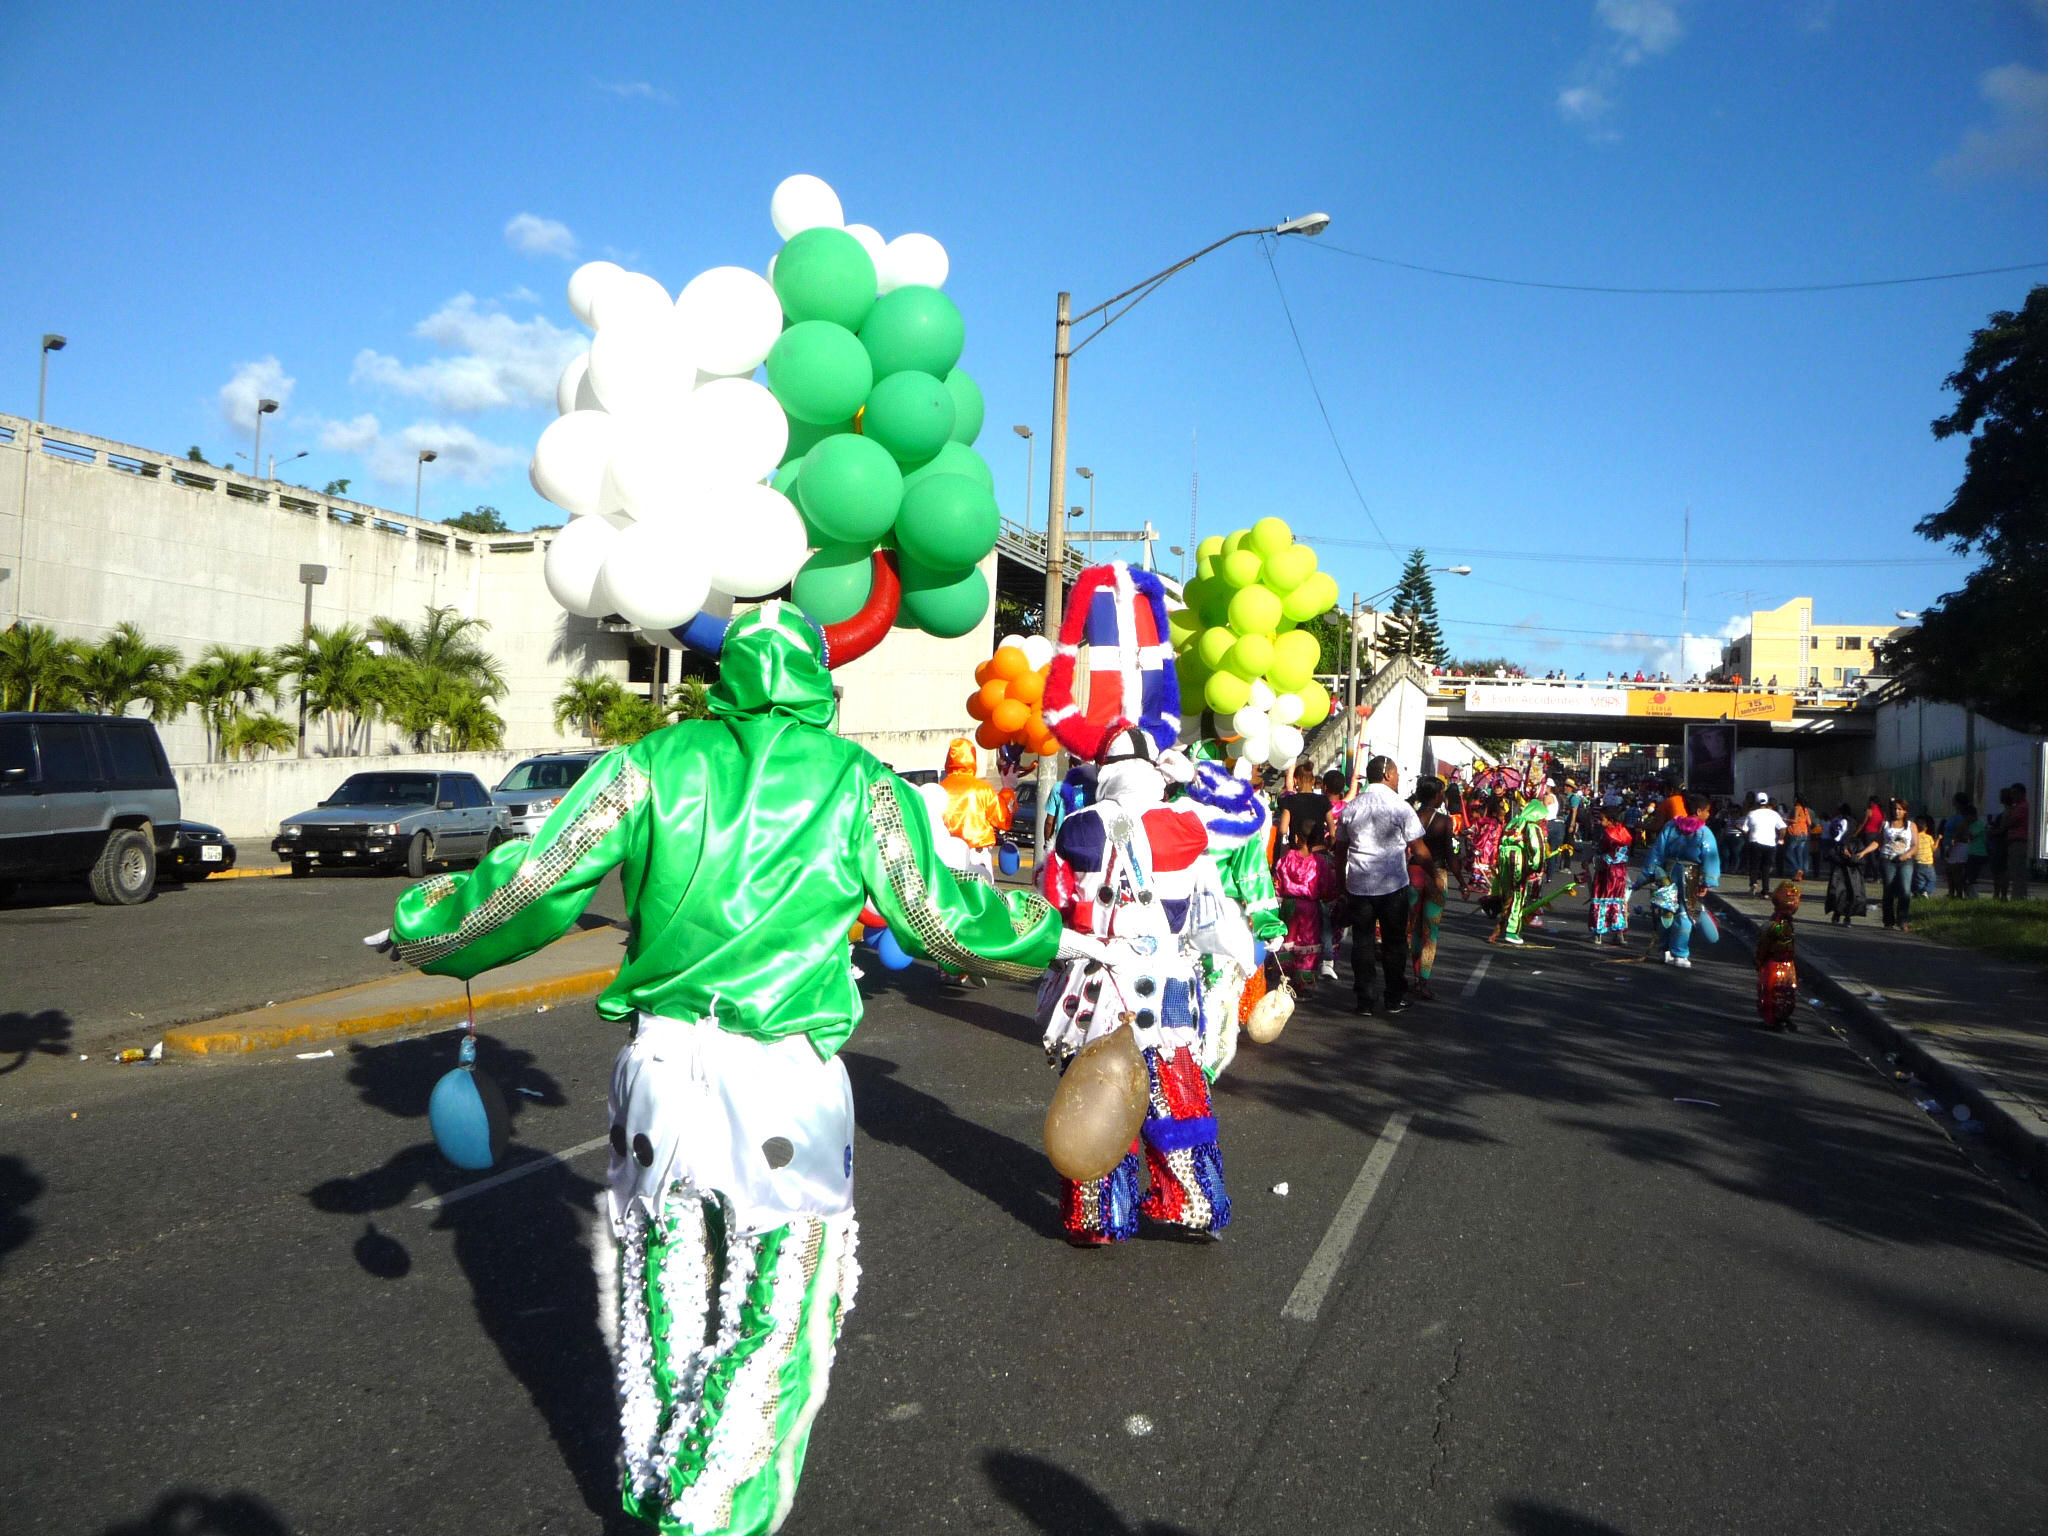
[324,774,439,808]
[496,759,591,793]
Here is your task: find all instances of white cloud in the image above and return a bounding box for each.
[219,356,293,431]
[596,80,675,104]
[505,212,578,260]
[1598,612,1744,678]
[315,412,520,488]
[351,293,584,414]
[1559,0,1688,134]
[1939,60,2048,180]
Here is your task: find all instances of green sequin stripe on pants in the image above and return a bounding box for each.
[616,1190,860,1536]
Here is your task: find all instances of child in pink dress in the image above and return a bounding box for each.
[1274,832,1340,994]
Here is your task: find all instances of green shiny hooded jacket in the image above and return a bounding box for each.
[390,603,1060,1057]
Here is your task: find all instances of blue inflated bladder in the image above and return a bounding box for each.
[863,924,914,972]
[671,610,730,658]
[998,843,1021,876]
[429,1036,510,1170]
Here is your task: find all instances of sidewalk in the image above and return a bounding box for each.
[1708,889,2048,1182]
[162,923,626,1057]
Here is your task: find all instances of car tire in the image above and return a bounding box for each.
[406,831,434,879]
[289,859,313,878]
[89,827,156,906]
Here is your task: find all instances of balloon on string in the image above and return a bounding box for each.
[673,377,789,485]
[843,222,887,265]
[567,260,627,328]
[895,473,998,570]
[772,226,878,331]
[1270,691,1306,726]
[1271,723,1305,762]
[1227,583,1283,636]
[590,270,674,334]
[782,413,854,466]
[943,368,984,445]
[767,320,875,426]
[703,484,809,597]
[543,514,621,617]
[1282,570,1341,623]
[1220,549,1263,588]
[769,174,845,239]
[1043,1027,1149,1182]
[1295,679,1333,728]
[588,313,696,419]
[867,926,913,971]
[1224,633,1273,680]
[1205,670,1251,715]
[674,266,784,377]
[601,422,698,526]
[902,441,994,498]
[1269,628,1323,691]
[1196,533,1226,562]
[897,557,988,637]
[600,520,713,631]
[530,410,619,519]
[1261,542,1317,594]
[861,369,956,463]
[798,432,904,544]
[555,352,592,416]
[859,285,965,380]
[1246,516,1293,558]
[793,543,876,625]
[876,233,950,293]
[429,1052,509,1170]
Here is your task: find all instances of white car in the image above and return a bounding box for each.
[491,752,605,838]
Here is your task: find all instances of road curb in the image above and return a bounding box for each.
[1706,894,2048,1184]
[199,864,289,880]
[162,958,618,1057]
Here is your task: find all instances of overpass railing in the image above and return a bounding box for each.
[1417,670,1877,710]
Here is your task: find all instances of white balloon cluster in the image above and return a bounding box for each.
[1227,682,1308,771]
[535,174,949,642]
[994,631,1056,672]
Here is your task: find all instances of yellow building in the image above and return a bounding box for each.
[1720,598,1900,688]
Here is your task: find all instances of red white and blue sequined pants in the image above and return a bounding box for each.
[1060,1044,1230,1242]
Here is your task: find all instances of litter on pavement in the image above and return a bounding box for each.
[1271,1181,1290,1196]
[1673,1098,1720,1108]
[296,1049,335,1061]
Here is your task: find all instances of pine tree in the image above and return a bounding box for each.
[1387,548,1445,663]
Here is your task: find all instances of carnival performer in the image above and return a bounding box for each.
[937,736,1007,880]
[1038,561,1246,1245]
[1586,803,1633,944]
[1755,879,1801,1030]
[381,604,1082,1536]
[1179,757,1284,1084]
[1464,791,1504,900]
[1409,775,1454,998]
[1641,789,1723,968]
[1486,796,1550,946]
[1274,828,1339,994]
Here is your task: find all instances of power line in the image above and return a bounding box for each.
[1258,237,1394,550]
[1301,242,2048,296]
[1318,536,1960,569]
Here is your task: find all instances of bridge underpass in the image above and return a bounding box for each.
[1421,676,1876,751]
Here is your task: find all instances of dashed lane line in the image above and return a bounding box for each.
[1281,1112,1412,1324]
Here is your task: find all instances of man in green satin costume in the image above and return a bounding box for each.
[388,602,1063,1536]
[1486,795,1550,947]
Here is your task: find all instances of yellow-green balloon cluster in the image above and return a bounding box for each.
[1169,517,1338,746]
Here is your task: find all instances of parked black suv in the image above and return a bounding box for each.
[0,714,182,904]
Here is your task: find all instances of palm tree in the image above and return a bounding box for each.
[664,678,710,724]
[74,622,185,721]
[218,710,299,760]
[0,624,84,712]
[441,687,506,751]
[554,675,624,740]
[370,606,507,751]
[276,623,385,755]
[597,694,665,745]
[182,645,279,762]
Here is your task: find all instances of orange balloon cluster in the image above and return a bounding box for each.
[966,644,1057,755]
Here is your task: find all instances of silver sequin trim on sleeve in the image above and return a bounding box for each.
[868,781,1052,983]
[395,758,651,968]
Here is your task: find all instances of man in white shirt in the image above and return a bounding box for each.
[1334,755,1433,1017]
[1739,790,1786,897]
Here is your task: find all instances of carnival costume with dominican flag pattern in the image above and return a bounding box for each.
[388,604,1062,1536]
[1038,562,1239,1242]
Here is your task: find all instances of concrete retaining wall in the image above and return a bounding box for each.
[177,749,547,841]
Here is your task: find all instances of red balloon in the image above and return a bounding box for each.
[823,550,901,668]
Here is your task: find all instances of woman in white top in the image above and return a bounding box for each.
[1877,797,1918,931]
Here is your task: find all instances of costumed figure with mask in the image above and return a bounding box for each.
[1178,756,1285,1083]
[1037,563,1247,1244]
[937,736,1007,882]
[1585,806,1633,944]
[384,603,1077,1536]
[1755,880,1801,1029]
[1486,796,1550,946]
[1641,789,1722,968]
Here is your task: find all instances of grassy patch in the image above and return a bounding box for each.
[1907,895,2048,962]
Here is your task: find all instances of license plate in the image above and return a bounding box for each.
[199,845,222,862]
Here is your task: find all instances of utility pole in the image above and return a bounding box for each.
[1036,291,1073,874]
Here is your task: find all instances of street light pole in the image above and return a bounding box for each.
[36,334,66,424]
[15,335,67,625]
[1012,424,1034,539]
[1035,211,1330,869]
[296,564,327,759]
[1076,465,1096,556]
[413,448,438,519]
[252,397,278,483]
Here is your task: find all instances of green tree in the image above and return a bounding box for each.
[182,645,279,761]
[439,687,506,751]
[553,675,625,741]
[1885,285,2048,729]
[218,710,299,760]
[664,677,710,723]
[186,446,210,465]
[1386,549,1446,663]
[275,623,387,755]
[596,693,666,745]
[442,505,510,534]
[0,624,83,711]
[322,478,352,498]
[369,606,507,751]
[74,623,184,721]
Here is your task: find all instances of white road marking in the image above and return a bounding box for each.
[411,1135,611,1211]
[1281,1112,1412,1323]
[1459,956,1492,1000]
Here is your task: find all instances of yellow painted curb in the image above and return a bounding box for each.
[200,864,291,880]
[163,959,619,1057]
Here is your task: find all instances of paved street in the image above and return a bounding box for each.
[6,896,2047,1536]
[0,867,626,1064]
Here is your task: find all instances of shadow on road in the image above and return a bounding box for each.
[982,1451,1196,1535]
[302,1029,629,1530]
[846,1051,1066,1239]
[0,1008,72,1074]
[859,964,1044,1047]
[95,1488,293,1535]
[1495,1497,1636,1535]
[1,1153,45,1273]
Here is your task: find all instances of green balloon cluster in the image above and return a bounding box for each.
[1169,516,1339,737]
[763,228,995,640]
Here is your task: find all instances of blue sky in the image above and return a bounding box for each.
[5,1,2046,676]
